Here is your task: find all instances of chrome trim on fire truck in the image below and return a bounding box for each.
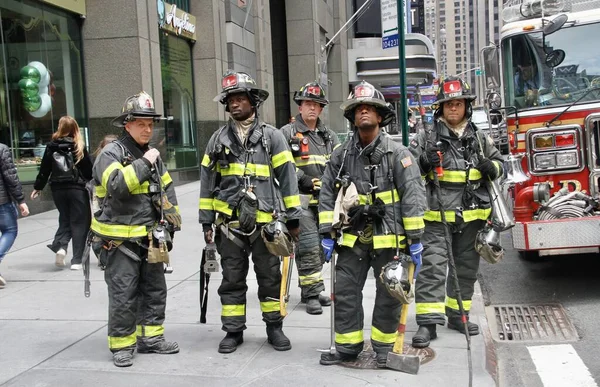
[525,125,585,176]
[513,217,600,250]
[585,113,600,197]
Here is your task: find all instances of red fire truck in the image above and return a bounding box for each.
[482,0,600,259]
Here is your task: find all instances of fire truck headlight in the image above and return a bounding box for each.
[556,151,578,167]
[533,153,556,169]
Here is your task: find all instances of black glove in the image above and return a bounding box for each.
[477,158,500,180]
[365,198,386,219]
[419,145,441,172]
[348,205,366,230]
[298,174,315,193]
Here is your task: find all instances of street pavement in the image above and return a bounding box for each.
[0,182,496,387]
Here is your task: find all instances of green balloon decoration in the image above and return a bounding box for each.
[23,95,42,112]
[20,65,41,83]
[18,78,39,98]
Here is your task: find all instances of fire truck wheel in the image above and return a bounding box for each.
[518,250,542,262]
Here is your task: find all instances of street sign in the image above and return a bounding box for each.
[475,68,482,76]
[381,0,399,49]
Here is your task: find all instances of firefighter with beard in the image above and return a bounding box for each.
[318,81,426,367]
[280,82,340,315]
[409,76,504,348]
[92,91,181,367]
[199,71,302,354]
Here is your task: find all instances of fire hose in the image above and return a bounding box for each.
[537,189,599,220]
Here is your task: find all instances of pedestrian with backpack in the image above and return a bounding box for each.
[31,115,93,270]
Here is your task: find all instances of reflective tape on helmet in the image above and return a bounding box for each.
[135,324,164,338]
[416,302,445,315]
[271,150,294,168]
[222,304,245,317]
[108,332,137,350]
[260,301,280,313]
[445,296,472,312]
[371,326,398,344]
[335,330,363,345]
[91,218,149,239]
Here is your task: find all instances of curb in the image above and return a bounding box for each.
[474,280,499,386]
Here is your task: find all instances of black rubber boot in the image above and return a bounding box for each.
[447,317,480,336]
[266,323,291,351]
[306,297,323,315]
[412,324,437,348]
[113,348,134,367]
[137,335,180,354]
[319,351,358,366]
[375,351,390,368]
[301,293,332,306]
[218,332,244,354]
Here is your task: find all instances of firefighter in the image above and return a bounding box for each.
[280,81,340,315]
[409,76,504,348]
[92,91,182,367]
[199,71,302,354]
[318,81,426,367]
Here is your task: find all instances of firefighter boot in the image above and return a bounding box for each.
[376,350,391,369]
[218,331,244,354]
[266,323,292,351]
[447,316,480,336]
[319,351,358,366]
[306,296,323,315]
[137,335,180,354]
[412,324,437,348]
[301,293,331,306]
[112,348,134,367]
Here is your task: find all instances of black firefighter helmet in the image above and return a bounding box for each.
[213,70,269,112]
[433,76,477,119]
[340,81,395,127]
[111,91,162,127]
[293,81,329,106]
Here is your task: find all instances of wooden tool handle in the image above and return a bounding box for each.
[392,262,415,354]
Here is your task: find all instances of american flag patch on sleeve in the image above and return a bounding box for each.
[401,157,412,168]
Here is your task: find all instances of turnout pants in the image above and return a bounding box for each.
[296,207,325,299]
[215,227,283,332]
[104,241,167,352]
[415,220,484,326]
[334,243,402,356]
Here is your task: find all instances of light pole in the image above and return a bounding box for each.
[455,66,481,77]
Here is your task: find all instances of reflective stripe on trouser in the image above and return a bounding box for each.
[215,227,283,332]
[296,207,325,299]
[415,220,484,326]
[104,241,167,352]
[334,244,402,356]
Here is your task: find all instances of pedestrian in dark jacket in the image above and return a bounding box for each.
[31,115,93,270]
[0,144,30,288]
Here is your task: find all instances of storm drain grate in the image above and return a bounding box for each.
[338,340,435,369]
[487,303,578,343]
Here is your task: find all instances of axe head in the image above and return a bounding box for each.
[386,352,420,374]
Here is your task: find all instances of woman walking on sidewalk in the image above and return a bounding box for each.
[31,116,93,270]
[0,143,30,288]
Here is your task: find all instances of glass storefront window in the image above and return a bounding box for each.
[0,0,86,182]
[157,32,198,170]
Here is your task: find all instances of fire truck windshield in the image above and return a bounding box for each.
[502,22,600,110]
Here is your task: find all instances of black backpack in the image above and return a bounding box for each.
[50,147,79,183]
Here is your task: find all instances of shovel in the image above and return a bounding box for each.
[386,262,420,374]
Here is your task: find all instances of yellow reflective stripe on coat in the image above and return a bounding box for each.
[201,154,211,167]
[271,150,294,168]
[416,302,445,315]
[91,218,148,238]
[256,210,274,223]
[335,330,363,345]
[424,210,457,223]
[219,163,270,177]
[319,211,333,224]
[463,208,492,222]
[333,143,341,150]
[130,181,150,195]
[373,234,406,249]
[371,326,398,344]
[340,233,358,247]
[102,162,123,188]
[375,190,400,204]
[445,296,472,311]
[283,195,301,208]
[108,332,137,350]
[214,199,233,216]
[96,185,107,198]
[135,325,164,337]
[403,216,425,231]
[260,301,280,313]
[161,172,173,186]
[199,198,214,210]
[222,304,245,317]
[294,154,327,167]
[122,164,141,192]
[427,169,483,183]
[299,272,323,286]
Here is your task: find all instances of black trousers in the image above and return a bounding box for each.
[104,241,167,351]
[49,188,91,264]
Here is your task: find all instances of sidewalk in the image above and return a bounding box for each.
[0,182,496,387]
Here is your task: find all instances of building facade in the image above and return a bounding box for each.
[0,0,348,212]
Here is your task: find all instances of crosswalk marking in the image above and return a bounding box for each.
[528,344,597,387]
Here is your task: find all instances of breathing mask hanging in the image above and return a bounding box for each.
[379,253,415,304]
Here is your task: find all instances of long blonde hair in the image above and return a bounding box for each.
[52,116,84,163]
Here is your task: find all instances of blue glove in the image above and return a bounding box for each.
[409,242,423,279]
[321,238,335,263]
